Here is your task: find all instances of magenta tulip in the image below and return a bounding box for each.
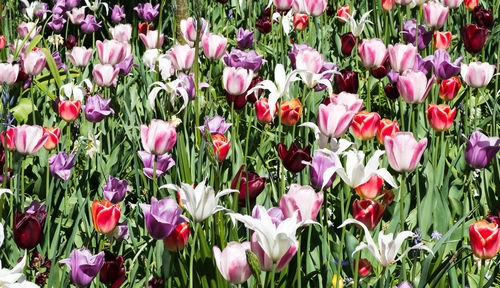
[17,22,41,40]
[397,69,435,104]
[358,38,388,69]
[109,24,132,43]
[461,61,496,88]
[180,17,209,47]
[385,132,428,173]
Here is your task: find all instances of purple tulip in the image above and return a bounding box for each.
[177,72,196,100]
[116,55,135,76]
[432,49,463,80]
[60,248,105,287]
[34,3,49,18]
[222,49,264,72]
[308,150,336,190]
[48,14,66,32]
[84,94,115,122]
[111,5,126,22]
[52,0,66,15]
[464,130,500,169]
[413,54,434,75]
[387,70,399,83]
[137,151,176,179]
[81,15,102,34]
[314,61,337,92]
[108,220,129,241]
[102,176,130,203]
[52,51,67,72]
[65,0,81,9]
[400,19,433,50]
[134,3,160,22]
[237,28,254,50]
[139,196,189,240]
[196,115,232,137]
[48,152,76,180]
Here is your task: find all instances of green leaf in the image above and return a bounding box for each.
[40,48,62,90]
[25,34,43,55]
[10,98,34,123]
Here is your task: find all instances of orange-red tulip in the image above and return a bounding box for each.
[426,103,456,132]
[43,127,61,151]
[433,31,452,50]
[163,222,190,252]
[293,14,308,31]
[59,99,81,122]
[351,111,381,141]
[355,175,384,199]
[439,76,461,101]
[91,200,121,234]
[280,99,302,126]
[376,119,399,145]
[212,134,230,162]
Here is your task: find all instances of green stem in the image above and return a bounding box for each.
[353,251,360,288]
[189,223,199,288]
[270,262,276,288]
[153,157,158,198]
[478,259,486,288]
[400,173,406,280]
[297,234,301,288]
[30,81,35,124]
[21,158,25,210]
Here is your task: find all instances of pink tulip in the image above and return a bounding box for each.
[274,0,294,10]
[461,62,496,88]
[17,22,41,40]
[96,40,127,65]
[213,242,252,284]
[66,7,85,24]
[59,99,81,122]
[295,48,324,74]
[139,30,164,49]
[92,64,119,87]
[180,17,209,47]
[280,184,323,221]
[109,24,132,42]
[13,125,49,155]
[442,0,463,8]
[223,67,254,96]
[22,50,46,75]
[166,44,195,71]
[328,92,364,113]
[317,103,355,138]
[351,111,381,141]
[397,69,435,104]
[67,47,93,67]
[423,2,449,29]
[305,0,328,16]
[358,38,388,69]
[387,43,417,73]
[293,0,308,14]
[385,132,427,173]
[201,33,227,60]
[251,233,297,272]
[0,63,19,85]
[141,119,177,155]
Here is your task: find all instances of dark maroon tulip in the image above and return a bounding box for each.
[277,142,311,173]
[231,164,266,206]
[65,34,78,50]
[461,24,488,54]
[246,75,263,103]
[326,5,335,16]
[256,17,272,34]
[100,251,126,288]
[226,92,247,110]
[14,201,46,250]
[371,58,390,79]
[384,83,399,100]
[334,69,359,93]
[473,6,493,28]
[341,32,356,57]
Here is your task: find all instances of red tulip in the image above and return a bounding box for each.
[354,258,372,277]
[340,32,356,57]
[355,174,384,199]
[231,164,266,206]
[138,22,153,35]
[163,222,190,252]
[293,14,308,31]
[433,31,452,50]
[351,111,381,141]
[212,134,230,162]
[337,5,349,22]
[91,200,121,234]
[43,127,61,151]
[469,219,500,259]
[277,142,311,173]
[255,98,277,124]
[461,24,488,54]
[58,99,81,122]
[464,0,479,11]
[381,189,395,205]
[426,103,456,132]
[381,0,395,11]
[1,128,15,151]
[0,35,5,49]
[353,199,385,230]
[280,98,302,126]
[439,76,461,101]
[377,119,399,145]
[100,251,125,288]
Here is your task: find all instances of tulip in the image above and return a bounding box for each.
[255,98,276,124]
[461,24,488,54]
[92,64,119,87]
[317,103,355,138]
[356,174,384,199]
[355,259,373,277]
[293,14,308,31]
[109,24,132,43]
[433,31,452,50]
[381,0,395,11]
[140,196,188,239]
[99,251,125,288]
[22,50,46,75]
[1,129,15,151]
[353,199,385,230]
[41,127,60,151]
[138,22,153,34]
[473,7,493,28]
[197,115,232,137]
[67,46,93,67]
[165,44,195,71]
[442,0,463,8]
[358,38,388,70]
[302,0,327,16]
[0,36,5,49]
[13,125,48,155]
[213,242,252,284]
[111,5,125,22]
[388,43,417,73]
[139,30,164,50]
[231,165,266,206]
[337,5,349,22]
[340,32,356,57]
[223,49,264,72]
[397,69,435,104]
[426,103,456,132]
[384,83,399,100]
[464,0,478,10]
[250,232,297,272]
[66,7,85,24]
[0,63,19,85]
[13,201,46,249]
[469,219,500,259]
[138,151,176,179]
[142,48,160,71]
[48,152,76,180]
[141,119,177,155]
[134,3,160,21]
[274,0,294,10]
[464,130,500,169]
[212,134,231,162]
[48,14,66,32]
[423,2,449,29]
[432,49,463,80]
[280,184,323,221]
[400,19,433,51]
[334,69,359,93]
[84,94,115,123]
[58,99,81,122]
[202,33,227,59]
[237,28,254,50]
[280,98,302,126]
[102,176,130,204]
[377,119,399,145]
[223,66,254,96]
[180,17,209,47]
[60,248,105,287]
[327,92,364,113]
[256,16,272,34]
[308,150,337,190]
[351,111,381,141]
[81,15,102,34]
[332,275,344,288]
[163,222,190,252]
[17,22,41,40]
[91,200,121,234]
[277,142,311,173]
[385,132,427,172]
[439,76,461,101]
[460,61,495,88]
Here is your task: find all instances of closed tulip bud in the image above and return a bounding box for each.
[384,83,400,100]
[341,32,356,57]
[464,0,478,10]
[354,259,373,277]
[66,7,85,24]
[358,38,388,70]
[0,35,5,49]
[231,165,266,206]
[139,30,164,50]
[332,275,344,288]
[351,111,381,141]
[180,17,209,47]
[43,127,61,151]
[377,119,399,145]
[280,98,302,126]
[102,176,130,204]
[60,249,105,287]
[280,184,323,221]
[99,251,125,288]
[67,46,93,67]
[334,69,359,93]
[397,69,435,104]
[278,142,311,173]
[237,28,254,50]
[385,132,427,172]
[337,5,349,22]
[163,222,190,252]
[14,201,46,249]
[17,22,41,40]
[388,43,417,73]
[140,196,188,239]
[306,0,327,16]
[473,7,493,28]
[0,63,19,85]
[439,76,461,101]
[13,125,48,155]
[355,174,384,199]
[461,61,495,88]
[255,98,276,124]
[433,31,452,50]
[223,67,254,96]
[423,2,449,29]
[212,134,230,162]
[464,130,500,169]
[353,199,385,230]
[109,24,133,42]
[166,44,195,71]
[469,220,500,259]
[58,99,81,122]
[371,58,390,79]
[309,150,337,190]
[91,200,121,234]
[381,0,395,11]
[138,22,153,35]
[202,33,228,60]
[426,103,456,132]
[1,128,15,151]
[92,64,119,87]
[293,14,308,31]
[141,119,177,155]
[22,50,46,75]
[461,24,488,54]
[213,242,252,284]
[256,17,272,34]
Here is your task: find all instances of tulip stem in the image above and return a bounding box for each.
[479,259,486,288]
[379,266,386,288]
[21,158,25,210]
[296,234,302,288]
[400,172,406,280]
[353,251,360,288]
[336,183,348,288]
[270,262,276,288]
[30,81,35,124]
[189,222,198,288]
[153,157,157,198]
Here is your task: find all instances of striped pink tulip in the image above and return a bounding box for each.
[0,63,19,85]
[13,125,48,155]
[180,17,209,47]
[385,132,427,173]
[166,44,195,71]
[141,119,177,155]
[317,103,355,138]
[92,64,119,87]
[397,69,435,104]
[223,67,254,96]
[387,43,417,73]
[96,40,127,65]
[295,48,324,74]
[202,33,227,60]
[274,0,294,10]
[280,184,323,222]
[460,62,495,88]
[423,2,449,29]
[67,47,93,67]
[305,0,327,16]
[22,50,46,75]
[213,242,252,284]
[358,38,387,69]
[109,24,132,42]
[139,30,164,49]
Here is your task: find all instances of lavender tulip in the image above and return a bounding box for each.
[222,49,264,72]
[102,176,130,203]
[108,220,129,241]
[139,196,189,239]
[237,28,254,50]
[314,61,337,92]
[196,115,232,137]
[65,0,81,9]
[84,94,115,122]
[111,5,125,22]
[48,152,76,180]
[137,151,176,179]
[60,248,105,287]
[308,150,337,190]
[116,55,134,76]
[134,3,159,21]
[52,0,66,15]
[432,49,463,80]
[413,54,434,75]
[48,14,66,32]
[52,51,67,71]
[400,19,433,50]
[177,72,196,100]
[81,15,102,34]
[464,130,500,169]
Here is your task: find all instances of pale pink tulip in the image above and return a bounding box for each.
[92,64,119,87]
[180,17,209,47]
[397,69,435,104]
[280,184,323,221]
[0,63,19,85]
[109,24,132,42]
[201,33,227,60]
[274,0,294,10]
[96,40,127,65]
[305,0,328,16]
[329,92,364,113]
[317,103,355,138]
[17,22,41,40]
[251,232,297,272]
[67,47,93,67]
[388,43,417,73]
[385,132,427,173]
[423,2,449,29]
[442,0,463,8]
[166,44,195,71]
[213,242,252,284]
[139,30,164,49]
[22,50,46,75]
[13,125,48,155]
[358,38,388,69]
[461,62,496,88]
[295,48,324,74]
[223,67,254,96]
[141,119,177,155]
[66,7,85,24]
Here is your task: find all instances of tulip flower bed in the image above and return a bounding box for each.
[0,0,499,287]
